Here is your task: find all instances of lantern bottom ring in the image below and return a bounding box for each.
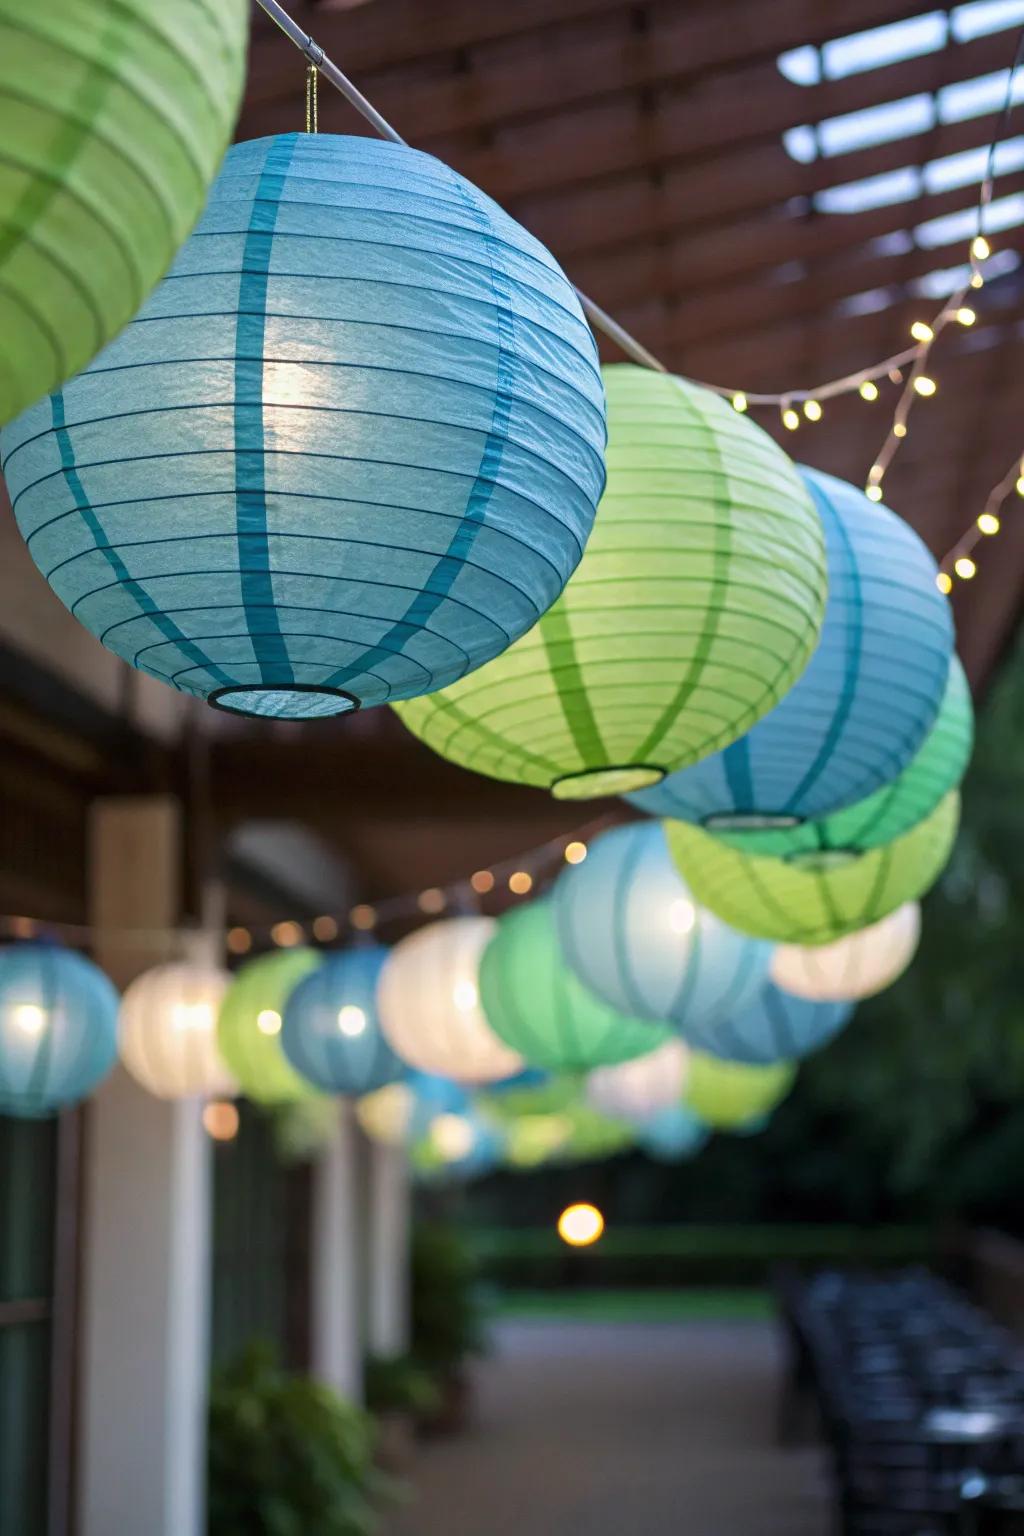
[705,811,803,832]
[207,684,361,721]
[551,764,666,800]
[786,848,862,872]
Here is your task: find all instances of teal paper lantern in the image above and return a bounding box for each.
[629,469,953,833]
[0,943,118,1117]
[682,982,853,1065]
[1,133,606,721]
[479,901,671,1072]
[282,947,404,1097]
[553,821,772,1031]
[637,1106,709,1162]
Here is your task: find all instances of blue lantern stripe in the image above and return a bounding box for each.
[48,393,233,690]
[234,134,297,687]
[722,735,756,816]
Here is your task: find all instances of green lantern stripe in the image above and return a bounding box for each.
[539,601,609,767]
[665,793,959,946]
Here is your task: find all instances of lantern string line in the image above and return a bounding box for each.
[305,62,318,134]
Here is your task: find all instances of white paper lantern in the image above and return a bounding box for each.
[378,918,525,1084]
[119,960,234,1099]
[356,1083,415,1146]
[586,1039,691,1123]
[771,903,921,1002]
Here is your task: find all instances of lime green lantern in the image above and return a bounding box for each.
[0,0,249,425]
[478,901,671,1071]
[684,1053,796,1130]
[665,793,959,946]
[395,364,827,801]
[217,950,322,1107]
[696,656,973,862]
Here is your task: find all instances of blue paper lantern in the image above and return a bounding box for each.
[281,947,404,1097]
[629,468,953,831]
[0,133,606,722]
[637,1106,709,1163]
[682,982,854,1065]
[553,821,772,1032]
[0,944,119,1117]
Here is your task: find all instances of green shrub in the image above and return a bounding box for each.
[208,1343,384,1536]
[410,1221,486,1376]
[364,1353,441,1418]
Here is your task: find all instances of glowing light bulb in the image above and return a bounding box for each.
[313,914,338,943]
[893,422,907,438]
[227,927,251,955]
[350,904,377,931]
[453,980,478,1012]
[337,1005,367,1037]
[970,271,984,289]
[203,1101,239,1141]
[256,1009,281,1036]
[972,235,990,261]
[271,920,303,947]
[1016,476,1024,497]
[865,484,883,502]
[470,869,495,894]
[936,572,953,595]
[781,407,800,431]
[171,1001,214,1032]
[564,841,588,865]
[954,557,976,580]
[10,1003,47,1037]
[910,320,934,343]
[956,306,976,326]
[731,391,748,413]
[418,887,446,915]
[913,375,937,397]
[669,898,696,935]
[978,513,1000,536]
[558,1203,605,1247]
[859,380,879,401]
[508,870,533,895]
[803,398,822,421]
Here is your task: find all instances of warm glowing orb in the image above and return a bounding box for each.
[558,1202,605,1247]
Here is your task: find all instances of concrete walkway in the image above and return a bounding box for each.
[389,1318,830,1536]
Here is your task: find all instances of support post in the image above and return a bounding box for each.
[367,1139,411,1358]
[310,1099,363,1402]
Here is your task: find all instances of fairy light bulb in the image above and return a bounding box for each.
[936,572,953,594]
[865,485,883,502]
[914,375,937,397]
[803,399,822,422]
[508,870,533,895]
[859,380,879,401]
[564,841,588,865]
[893,422,907,438]
[731,391,748,413]
[954,557,977,580]
[910,320,934,343]
[470,869,495,894]
[956,306,976,326]
[977,513,1000,536]
[972,235,990,261]
[1015,476,1024,497]
[970,271,984,289]
[781,406,800,431]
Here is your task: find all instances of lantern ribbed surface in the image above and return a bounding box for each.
[683,983,853,1065]
[119,960,234,1100]
[0,944,118,1117]
[680,656,973,862]
[395,364,827,800]
[0,0,248,424]
[683,1053,796,1129]
[1,133,605,720]
[628,469,954,830]
[378,918,524,1084]
[217,949,322,1106]
[553,821,772,1030]
[282,946,405,1096]
[586,1038,691,1122]
[478,901,672,1072]
[771,903,921,1002]
[666,791,959,945]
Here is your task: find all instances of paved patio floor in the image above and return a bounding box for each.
[388,1318,830,1536]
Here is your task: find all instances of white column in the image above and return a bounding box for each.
[367,1140,412,1358]
[79,797,212,1536]
[311,1099,363,1403]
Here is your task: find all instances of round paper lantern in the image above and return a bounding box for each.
[416,1108,504,1181]
[683,1053,796,1129]
[772,903,920,1002]
[378,918,524,1084]
[478,901,671,1072]
[395,363,827,800]
[1,134,605,721]
[586,1038,691,1122]
[665,792,959,945]
[0,943,118,1117]
[638,1106,709,1162]
[669,656,973,863]
[281,947,404,1096]
[356,1083,415,1146]
[119,960,234,1100]
[0,0,249,424]
[553,821,772,1030]
[627,469,952,831]
[683,983,853,1065]
[217,949,322,1106]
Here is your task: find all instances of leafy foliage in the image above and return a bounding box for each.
[363,1353,441,1418]
[208,1343,384,1536]
[410,1221,486,1375]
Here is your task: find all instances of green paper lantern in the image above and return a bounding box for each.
[395,364,827,801]
[684,1052,796,1130]
[700,655,973,862]
[217,949,322,1107]
[478,901,671,1071]
[665,793,959,945]
[0,0,249,424]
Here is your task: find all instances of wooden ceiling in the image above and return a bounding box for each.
[227,1,1024,892]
